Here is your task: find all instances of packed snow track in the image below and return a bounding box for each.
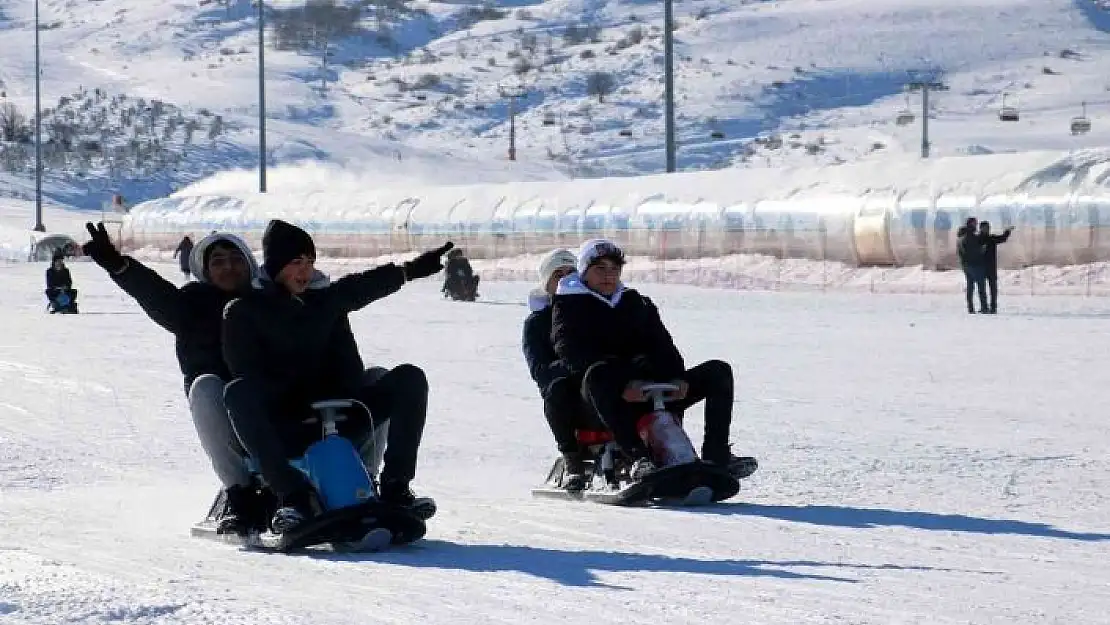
[0,261,1107,624]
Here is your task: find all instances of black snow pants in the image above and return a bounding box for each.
[544,375,605,454]
[580,359,735,462]
[224,364,429,497]
[963,265,988,313]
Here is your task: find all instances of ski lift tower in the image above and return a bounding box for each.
[498,82,528,161]
[906,79,948,158]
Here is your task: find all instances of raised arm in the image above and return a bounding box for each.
[327,242,454,313]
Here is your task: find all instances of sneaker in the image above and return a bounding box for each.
[270,487,322,535]
[562,452,587,491]
[629,457,657,481]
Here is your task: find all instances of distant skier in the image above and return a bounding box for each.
[44,250,78,314]
[220,219,452,535]
[977,221,1013,314]
[957,217,988,314]
[550,238,757,480]
[174,235,195,279]
[81,222,273,535]
[442,248,479,301]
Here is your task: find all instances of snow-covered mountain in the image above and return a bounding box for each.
[3,0,1110,209]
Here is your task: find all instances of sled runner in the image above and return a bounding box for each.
[531,384,744,507]
[192,399,431,553]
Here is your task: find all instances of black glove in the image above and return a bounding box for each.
[81,222,127,273]
[403,241,454,281]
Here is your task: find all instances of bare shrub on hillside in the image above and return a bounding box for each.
[585,72,616,103]
[0,102,27,142]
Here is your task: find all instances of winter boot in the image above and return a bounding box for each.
[216,483,262,536]
[562,451,587,491]
[704,446,759,480]
[270,487,322,535]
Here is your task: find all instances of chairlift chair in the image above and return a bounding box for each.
[542,113,556,126]
[895,89,915,126]
[1071,102,1092,135]
[999,93,1019,122]
[618,128,633,137]
[710,130,726,139]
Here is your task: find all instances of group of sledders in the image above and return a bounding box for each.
[79,219,756,552]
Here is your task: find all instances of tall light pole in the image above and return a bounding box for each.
[663,0,676,173]
[257,0,267,193]
[33,0,44,231]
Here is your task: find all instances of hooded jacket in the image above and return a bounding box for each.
[522,288,573,395]
[109,233,261,395]
[550,274,685,381]
[221,262,407,407]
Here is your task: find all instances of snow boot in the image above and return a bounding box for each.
[270,487,323,535]
[562,451,587,491]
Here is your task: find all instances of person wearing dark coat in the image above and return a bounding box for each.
[550,238,757,482]
[221,218,452,535]
[957,217,988,314]
[174,235,195,278]
[442,248,479,300]
[977,221,1013,314]
[522,249,601,490]
[44,251,78,313]
[82,222,272,535]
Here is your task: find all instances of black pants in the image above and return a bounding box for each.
[963,266,987,312]
[544,376,604,454]
[985,269,998,312]
[224,365,429,497]
[580,359,735,462]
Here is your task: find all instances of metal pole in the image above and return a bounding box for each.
[258,0,267,193]
[33,0,44,231]
[920,85,929,158]
[663,0,676,172]
[508,96,516,161]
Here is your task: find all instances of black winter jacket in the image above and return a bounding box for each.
[221,264,406,411]
[551,276,685,381]
[46,267,72,290]
[522,289,572,395]
[980,230,1012,271]
[108,236,261,395]
[957,228,984,268]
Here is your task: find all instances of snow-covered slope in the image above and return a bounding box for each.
[0,262,1107,623]
[6,0,1110,209]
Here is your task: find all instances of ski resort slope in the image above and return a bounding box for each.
[1,262,1108,624]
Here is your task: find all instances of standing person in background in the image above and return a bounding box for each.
[957,217,988,314]
[977,221,1013,314]
[174,235,195,279]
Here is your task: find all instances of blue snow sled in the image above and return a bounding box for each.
[192,399,432,553]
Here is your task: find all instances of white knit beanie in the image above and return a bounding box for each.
[538,248,577,286]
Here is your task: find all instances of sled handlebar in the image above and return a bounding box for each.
[640,383,680,410]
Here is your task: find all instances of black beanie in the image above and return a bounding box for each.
[262,219,316,279]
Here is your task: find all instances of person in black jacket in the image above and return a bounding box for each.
[221,219,451,535]
[522,248,600,490]
[442,248,479,300]
[551,238,756,481]
[957,217,988,314]
[977,221,1013,314]
[44,250,78,313]
[174,235,195,279]
[82,222,272,535]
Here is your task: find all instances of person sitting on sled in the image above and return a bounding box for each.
[221,219,451,535]
[523,249,607,491]
[82,223,274,535]
[45,250,79,313]
[550,238,757,481]
[442,247,479,300]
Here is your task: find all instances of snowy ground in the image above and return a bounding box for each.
[1,261,1107,624]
